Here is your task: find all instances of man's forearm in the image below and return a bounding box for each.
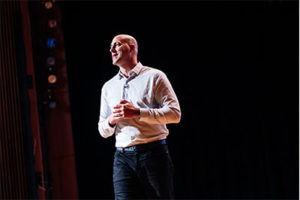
[139,106,181,124]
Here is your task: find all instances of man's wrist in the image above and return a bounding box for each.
[136,108,141,119]
[137,109,140,116]
[108,119,116,127]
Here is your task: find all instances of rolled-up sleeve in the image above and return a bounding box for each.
[98,87,116,138]
[139,72,181,124]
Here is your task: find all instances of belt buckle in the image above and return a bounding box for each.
[123,146,135,152]
[131,146,137,151]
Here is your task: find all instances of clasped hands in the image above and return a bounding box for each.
[108,99,140,126]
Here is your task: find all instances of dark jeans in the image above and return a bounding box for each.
[113,143,174,200]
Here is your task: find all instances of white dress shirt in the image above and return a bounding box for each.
[98,62,181,147]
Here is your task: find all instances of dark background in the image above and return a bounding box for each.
[60,1,298,199]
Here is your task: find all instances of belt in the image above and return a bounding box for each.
[116,139,167,152]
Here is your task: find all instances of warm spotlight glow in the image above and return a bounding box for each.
[48,74,57,84]
[45,1,53,9]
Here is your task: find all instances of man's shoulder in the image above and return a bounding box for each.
[101,73,119,90]
[140,65,165,77]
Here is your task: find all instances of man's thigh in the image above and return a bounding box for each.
[113,151,146,200]
[138,145,175,199]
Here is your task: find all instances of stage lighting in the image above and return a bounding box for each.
[48,74,57,84]
[49,20,57,28]
[44,1,53,9]
[47,56,55,65]
[46,38,55,48]
[48,99,57,109]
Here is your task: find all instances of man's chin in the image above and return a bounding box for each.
[113,58,122,65]
[112,61,120,67]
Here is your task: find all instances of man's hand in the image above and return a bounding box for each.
[108,99,140,126]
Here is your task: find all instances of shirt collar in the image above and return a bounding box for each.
[118,62,143,80]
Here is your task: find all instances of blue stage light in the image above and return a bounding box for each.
[46,38,55,48]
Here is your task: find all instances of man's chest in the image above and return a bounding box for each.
[106,77,156,108]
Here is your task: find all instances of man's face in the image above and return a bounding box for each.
[110,36,131,66]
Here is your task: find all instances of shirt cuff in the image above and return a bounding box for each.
[99,118,116,138]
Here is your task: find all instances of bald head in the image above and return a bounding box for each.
[113,34,138,55]
[110,34,139,70]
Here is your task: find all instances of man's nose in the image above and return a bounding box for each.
[110,46,116,53]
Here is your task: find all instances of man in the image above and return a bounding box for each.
[98,34,181,199]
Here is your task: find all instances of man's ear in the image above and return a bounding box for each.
[129,44,135,52]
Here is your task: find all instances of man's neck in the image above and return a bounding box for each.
[119,61,138,77]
